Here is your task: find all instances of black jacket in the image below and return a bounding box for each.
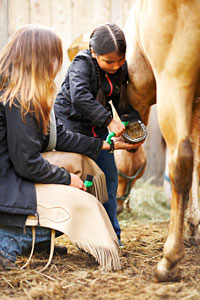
[54,49,140,137]
[0,100,103,226]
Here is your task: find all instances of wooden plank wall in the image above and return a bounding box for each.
[2,0,135,70]
[0,0,8,49]
[0,0,165,185]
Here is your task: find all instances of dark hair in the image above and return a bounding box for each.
[89,23,126,55]
[89,23,127,108]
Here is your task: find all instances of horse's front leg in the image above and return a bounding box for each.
[154,74,194,282]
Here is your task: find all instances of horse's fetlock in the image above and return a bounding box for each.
[164,250,184,267]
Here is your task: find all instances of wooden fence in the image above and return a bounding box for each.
[0,0,166,185]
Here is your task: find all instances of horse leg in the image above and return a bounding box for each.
[117,178,128,214]
[185,100,200,245]
[115,147,146,214]
[154,74,194,282]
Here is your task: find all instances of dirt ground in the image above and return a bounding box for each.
[1,219,200,300]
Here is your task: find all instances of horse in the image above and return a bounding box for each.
[125,0,200,282]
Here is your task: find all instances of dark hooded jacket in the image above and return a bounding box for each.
[0,100,103,227]
[54,49,141,137]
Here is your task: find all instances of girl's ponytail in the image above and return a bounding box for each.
[118,68,127,109]
[93,58,106,106]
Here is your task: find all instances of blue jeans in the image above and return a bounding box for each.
[0,225,60,262]
[95,147,121,240]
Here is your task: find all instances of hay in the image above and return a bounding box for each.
[119,178,170,225]
[1,181,200,300]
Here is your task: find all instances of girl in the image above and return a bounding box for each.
[0,24,139,270]
[54,23,144,245]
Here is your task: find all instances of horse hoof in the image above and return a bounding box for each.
[154,259,181,282]
[117,205,124,214]
[184,234,200,246]
[185,227,200,246]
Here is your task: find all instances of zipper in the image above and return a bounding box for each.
[92,125,97,137]
[105,73,113,97]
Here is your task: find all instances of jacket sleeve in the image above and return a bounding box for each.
[68,55,112,127]
[55,118,103,161]
[5,104,71,185]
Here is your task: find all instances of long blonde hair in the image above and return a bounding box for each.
[0,24,63,134]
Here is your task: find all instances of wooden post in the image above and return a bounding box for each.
[142,105,166,185]
[0,0,8,49]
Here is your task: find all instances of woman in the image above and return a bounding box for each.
[0,24,139,270]
[54,23,145,245]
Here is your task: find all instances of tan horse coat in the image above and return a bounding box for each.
[125,0,200,281]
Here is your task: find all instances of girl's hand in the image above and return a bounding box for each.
[107,119,125,137]
[69,173,87,191]
[112,136,144,151]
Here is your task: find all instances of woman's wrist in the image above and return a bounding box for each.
[102,140,115,152]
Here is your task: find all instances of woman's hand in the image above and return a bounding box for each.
[102,137,144,151]
[107,119,125,137]
[69,173,87,191]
